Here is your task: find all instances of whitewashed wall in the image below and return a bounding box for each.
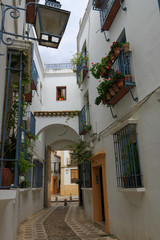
[77,0,160,240]
[0,189,43,240]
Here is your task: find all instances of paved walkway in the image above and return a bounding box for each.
[17,202,118,240]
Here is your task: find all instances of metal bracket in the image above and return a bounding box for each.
[119,0,127,11]
[0,2,39,47]
[107,105,117,119]
[128,85,138,102]
[103,30,110,42]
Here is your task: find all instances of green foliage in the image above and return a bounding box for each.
[19,151,34,175]
[71,52,88,73]
[112,71,125,81]
[90,62,102,79]
[110,41,122,51]
[66,140,92,165]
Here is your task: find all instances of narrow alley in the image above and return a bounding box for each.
[17,199,116,240]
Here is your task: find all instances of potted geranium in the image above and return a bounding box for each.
[110,41,122,56]
[122,42,130,53]
[95,79,111,105]
[112,70,125,87]
[90,62,102,79]
[71,52,88,74]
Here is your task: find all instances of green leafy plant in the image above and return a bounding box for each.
[90,62,102,79]
[70,140,92,165]
[71,52,88,73]
[110,41,122,51]
[112,70,125,82]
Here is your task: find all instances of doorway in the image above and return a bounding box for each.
[90,151,109,233]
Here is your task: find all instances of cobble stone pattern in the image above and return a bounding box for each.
[44,204,80,240]
[65,204,113,240]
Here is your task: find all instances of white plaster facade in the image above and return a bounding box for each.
[76,1,160,240]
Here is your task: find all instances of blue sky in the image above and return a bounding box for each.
[39,0,88,64]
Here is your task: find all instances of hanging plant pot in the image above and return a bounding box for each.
[106,92,111,100]
[117,79,124,88]
[109,88,115,96]
[24,91,32,103]
[110,53,116,61]
[125,75,131,82]
[107,60,112,68]
[102,98,107,105]
[26,0,35,24]
[122,43,130,53]
[113,83,119,92]
[114,47,121,56]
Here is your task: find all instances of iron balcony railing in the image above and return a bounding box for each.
[92,0,125,30]
[31,60,38,90]
[113,124,142,188]
[25,111,36,137]
[76,51,89,84]
[45,63,74,70]
[79,105,90,135]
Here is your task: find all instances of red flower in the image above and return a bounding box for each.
[99,80,101,82]
[91,62,93,64]
[116,69,119,72]
[118,72,121,74]
[110,45,112,48]
[113,41,116,44]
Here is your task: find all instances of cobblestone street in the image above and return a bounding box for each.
[17,202,117,240]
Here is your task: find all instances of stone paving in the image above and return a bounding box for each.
[17,202,118,240]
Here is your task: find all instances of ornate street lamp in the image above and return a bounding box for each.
[0,0,70,48]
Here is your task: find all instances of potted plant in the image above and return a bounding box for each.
[109,49,116,61]
[71,52,88,74]
[122,42,130,53]
[110,41,122,56]
[90,62,102,79]
[95,80,111,105]
[112,70,125,88]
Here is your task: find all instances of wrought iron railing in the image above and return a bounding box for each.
[0,49,23,188]
[45,63,73,70]
[79,105,90,135]
[113,124,142,188]
[25,111,36,137]
[31,60,38,90]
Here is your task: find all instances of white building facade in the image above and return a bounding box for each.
[76,1,160,240]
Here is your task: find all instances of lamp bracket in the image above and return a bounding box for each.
[0,2,40,46]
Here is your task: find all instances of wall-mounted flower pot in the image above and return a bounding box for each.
[24,91,32,103]
[2,168,14,187]
[106,92,111,100]
[26,0,35,24]
[107,60,112,68]
[125,75,131,82]
[110,53,116,61]
[117,79,124,88]
[123,43,130,53]
[113,84,119,92]
[114,47,121,56]
[109,88,115,96]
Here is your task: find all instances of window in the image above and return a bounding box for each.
[71,169,78,183]
[56,87,66,101]
[32,160,43,188]
[113,124,142,188]
[158,0,160,9]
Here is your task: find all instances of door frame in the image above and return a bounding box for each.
[89,151,109,233]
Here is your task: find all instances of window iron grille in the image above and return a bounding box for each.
[113,124,142,188]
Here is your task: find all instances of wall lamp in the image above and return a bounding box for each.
[0,0,70,48]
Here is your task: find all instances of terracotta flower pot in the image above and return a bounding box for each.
[109,88,115,96]
[106,92,111,100]
[102,98,107,105]
[26,0,35,24]
[2,168,14,187]
[125,75,131,82]
[107,60,112,68]
[123,43,130,53]
[117,79,124,88]
[110,53,116,61]
[114,47,121,56]
[113,84,119,92]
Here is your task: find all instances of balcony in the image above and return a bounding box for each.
[92,0,124,31]
[31,60,38,90]
[24,111,36,138]
[106,50,136,106]
[79,105,90,135]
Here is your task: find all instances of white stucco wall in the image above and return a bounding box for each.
[82,188,94,222]
[77,1,160,240]
[0,189,43,240]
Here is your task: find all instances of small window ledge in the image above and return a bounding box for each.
[118,187,146,193]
